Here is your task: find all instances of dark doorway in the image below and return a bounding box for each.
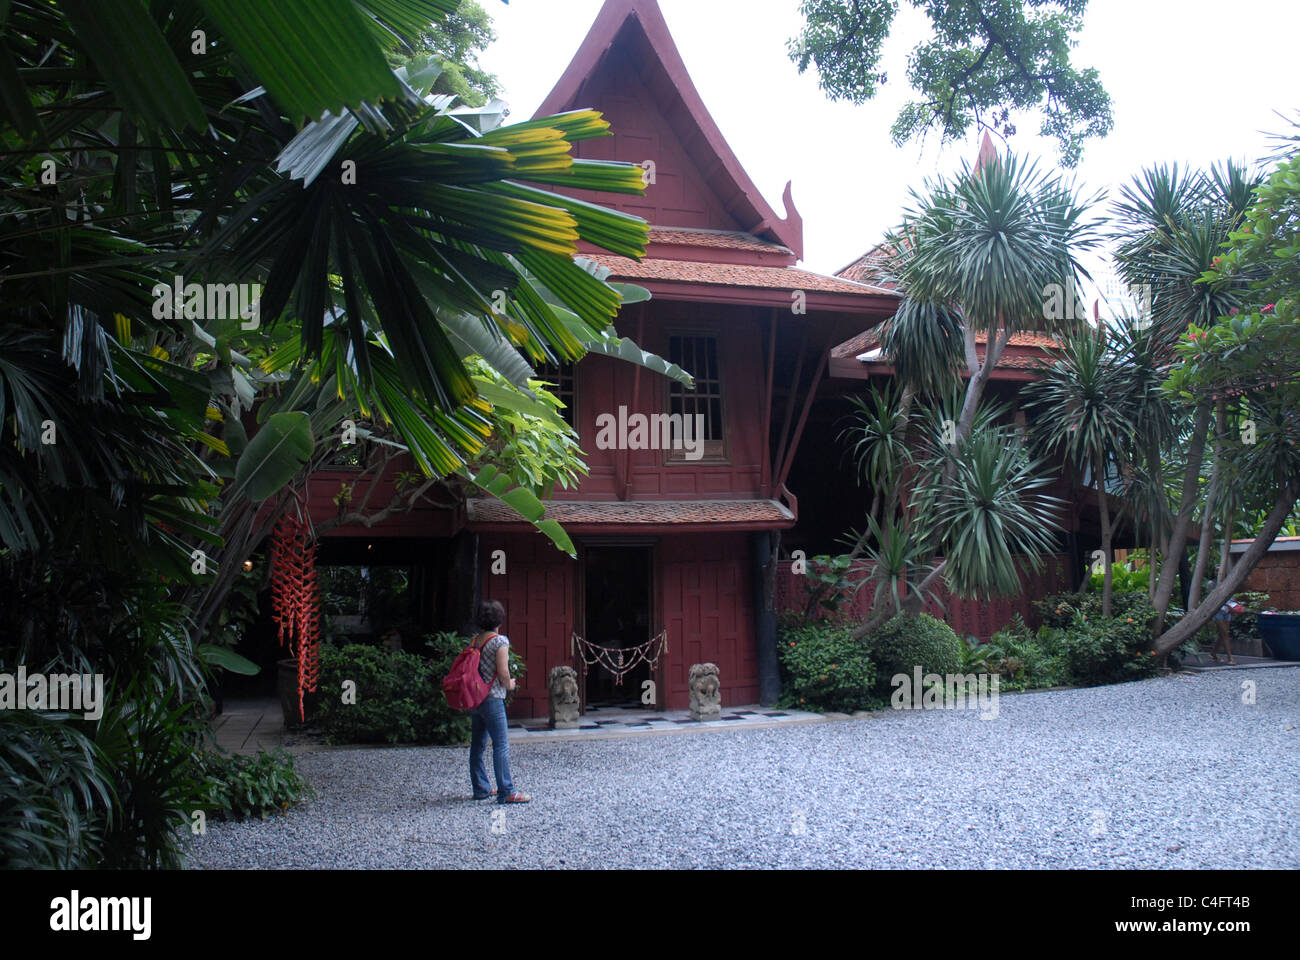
[582,546,653,707]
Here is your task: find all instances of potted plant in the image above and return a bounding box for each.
[277,658,321,729]
[1258,610,1300,661]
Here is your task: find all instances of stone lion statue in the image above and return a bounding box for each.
[688,662,721,721]
[547,665,581,729]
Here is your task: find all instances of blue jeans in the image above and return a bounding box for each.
[470,696,515,801]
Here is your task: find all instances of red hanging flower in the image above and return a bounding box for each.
[270,510,321,723]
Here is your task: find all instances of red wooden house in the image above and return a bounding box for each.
[302,0,1116,718]
[463,0,901,716]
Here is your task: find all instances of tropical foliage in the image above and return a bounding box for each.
[0,0,690,867]
[835,150,1095,636]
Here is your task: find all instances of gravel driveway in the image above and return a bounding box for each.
[187,667,1300,869]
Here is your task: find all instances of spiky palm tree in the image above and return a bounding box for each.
[885,151,1103,443]
[1022,326,1136,616]
[1111,160,1265,629]
[866,150,1100,605]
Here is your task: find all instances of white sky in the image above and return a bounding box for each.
[479,0,1300,311]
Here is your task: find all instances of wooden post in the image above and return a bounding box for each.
[760,307,777,498]
[772,331,808,487]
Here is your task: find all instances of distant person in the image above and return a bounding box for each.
[1205,579,1237,665]
[468,600,531,804]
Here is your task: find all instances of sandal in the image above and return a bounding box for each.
[472,789,497,801]
[499,792,531,804]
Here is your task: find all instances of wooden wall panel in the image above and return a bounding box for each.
[554,301,769,503]
[478,533,577,720]
[660,534,758,708]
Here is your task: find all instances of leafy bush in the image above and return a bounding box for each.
[957,633,994,673]
[798,555,859,620]
[985,616,1069,691]
[778,621,879,712]
[1035,590,1158,630]
[93,681,211,869]
[1053,611,1161,685]
[195,748,313,820]
[1087,562,1148,595]
[314,635,472,745]
[866,613,963,697]
[1031,593,1165,684]
[0,711,111,869]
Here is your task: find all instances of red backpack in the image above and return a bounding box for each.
[442,632,498,710]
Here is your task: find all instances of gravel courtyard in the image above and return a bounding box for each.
[188,668,1300,869]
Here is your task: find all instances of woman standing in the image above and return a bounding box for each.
[469,600,531,804]
[1205,579,1237,665]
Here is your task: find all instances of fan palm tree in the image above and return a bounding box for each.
[0,0,693,867]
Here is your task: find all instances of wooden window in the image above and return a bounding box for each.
[667,333,725,460]
[536,361,577,428]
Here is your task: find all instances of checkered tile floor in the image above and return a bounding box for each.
[507,703,824,739]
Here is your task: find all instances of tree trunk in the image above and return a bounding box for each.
[1152,478,1300,657]
[1187,397,1227,611]
[1096,448,1113,618]
[1152,402,1213,633]
[954,328,1008,445]
[1148,511,1158,600]
[1146,436,1164,602]
[1217,492,1234,581]
[879,385,916,526]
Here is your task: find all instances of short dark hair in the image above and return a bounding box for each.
[475,600,506,631]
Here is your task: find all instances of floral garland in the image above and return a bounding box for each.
[571,630,668,686]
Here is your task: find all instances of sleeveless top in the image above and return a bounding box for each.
[476,633,510,699]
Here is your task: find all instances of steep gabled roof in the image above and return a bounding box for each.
[536,0,804,258]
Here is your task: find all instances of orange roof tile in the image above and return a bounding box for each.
[648,227,792,255]
[585,254,896,297]
[832,326,1060,360]
[836,245,898,288]
[467,498,794,527]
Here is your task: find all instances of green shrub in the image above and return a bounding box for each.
[1086,562,1148,595]
[985,616,1069,691]
[866,613,963,697]
[797,555,859,620]
[314,635,472,745]
[957,633,994,673]
[778,621,879,712]
[1035,590,1158,630]
[1033,593,1165,684]
[195,748,313,820]
[1053,610,1161,685]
